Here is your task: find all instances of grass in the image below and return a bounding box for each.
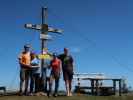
[0,95,133,100]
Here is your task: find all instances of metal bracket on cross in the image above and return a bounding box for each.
[25,24,63,40]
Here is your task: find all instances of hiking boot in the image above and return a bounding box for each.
[53,93,58,97]
[24,92,29,96]
[48,93,52,97]
[18,92,23,96]
[29,93,33,96]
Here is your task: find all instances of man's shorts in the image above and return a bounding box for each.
[63,70,73,81]
[20,68,31,81]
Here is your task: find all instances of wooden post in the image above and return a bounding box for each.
[77,78,80,95]
[91,79,94,95]
[113,80,116,95]
[119,79,122,96]
[95,80,99,95]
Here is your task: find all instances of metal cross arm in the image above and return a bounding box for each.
[25,24,42,30]
[48,27,63,34]
[25,24,63,34]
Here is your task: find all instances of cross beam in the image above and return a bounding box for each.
[25,24,63,34]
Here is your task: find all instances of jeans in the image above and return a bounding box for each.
[30,68,40,93]
[49,72,60,95]
[41,68,47,92]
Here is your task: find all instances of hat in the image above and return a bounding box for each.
[53,52,57,57]
[24,44,31,48]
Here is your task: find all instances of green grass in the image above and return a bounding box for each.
[0,95,133,100]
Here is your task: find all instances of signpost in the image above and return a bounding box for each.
[24,7,63,89]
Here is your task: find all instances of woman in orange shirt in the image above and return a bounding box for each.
[49,53,61,97]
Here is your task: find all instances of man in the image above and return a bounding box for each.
[49,53,61,97]
[41,48,52,94]
[58,48,74,96]
[18,44,31,95]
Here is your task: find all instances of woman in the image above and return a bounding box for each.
[29,52,40,95]
[49,53,61,97]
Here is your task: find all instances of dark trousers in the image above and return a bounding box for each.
[42,68,47,92]
[34,74,40,93]
[30,73,34,93]
[54,78,59,94]
[49,76,60,95]
[30,72,40,93]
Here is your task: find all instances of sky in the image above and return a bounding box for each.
[0,0,133,91]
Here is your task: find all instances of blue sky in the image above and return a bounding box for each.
[0,0,133,90]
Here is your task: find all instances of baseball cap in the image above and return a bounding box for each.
[53,52,57,57]
[24,44,31,48]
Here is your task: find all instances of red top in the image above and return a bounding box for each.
[51,58,61,72]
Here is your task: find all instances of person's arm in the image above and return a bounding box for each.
[70,55,74,74]
[49,60,52,69]
[59,60,62,74]
[20,63,31,68]
[18,53,22,64]
[70,55,74,64]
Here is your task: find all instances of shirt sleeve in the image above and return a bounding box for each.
[18,53,23,64]
[70,55,74,63]
[18,53,22,59]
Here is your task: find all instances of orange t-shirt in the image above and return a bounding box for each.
[51,58,61,72]
[19,52,31,66]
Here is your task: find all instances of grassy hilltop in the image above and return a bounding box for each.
[0,95,133,100]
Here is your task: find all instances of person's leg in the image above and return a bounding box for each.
[47,77,52,96]
[49,76,53,94]
[44,78,48,93]
[35,74,40,93]
[68,73,73,96]
[65,80,70,96]
[63,71,70,96]
[30,69,34,93]
[68,79,72,96]
[19,81,23,93]
[42,68,47,92]
[46,77,49,93]
[24,70,30,95]
[19,69,25,95]
[54,77,59,96]
[64,73,69,96]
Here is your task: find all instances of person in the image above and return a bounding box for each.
[45,63,52,96]
[18,44,32,95]
[49,53,61,97]
[41,48,52,94]
[29,52,41,95]
[58,48,74,96]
